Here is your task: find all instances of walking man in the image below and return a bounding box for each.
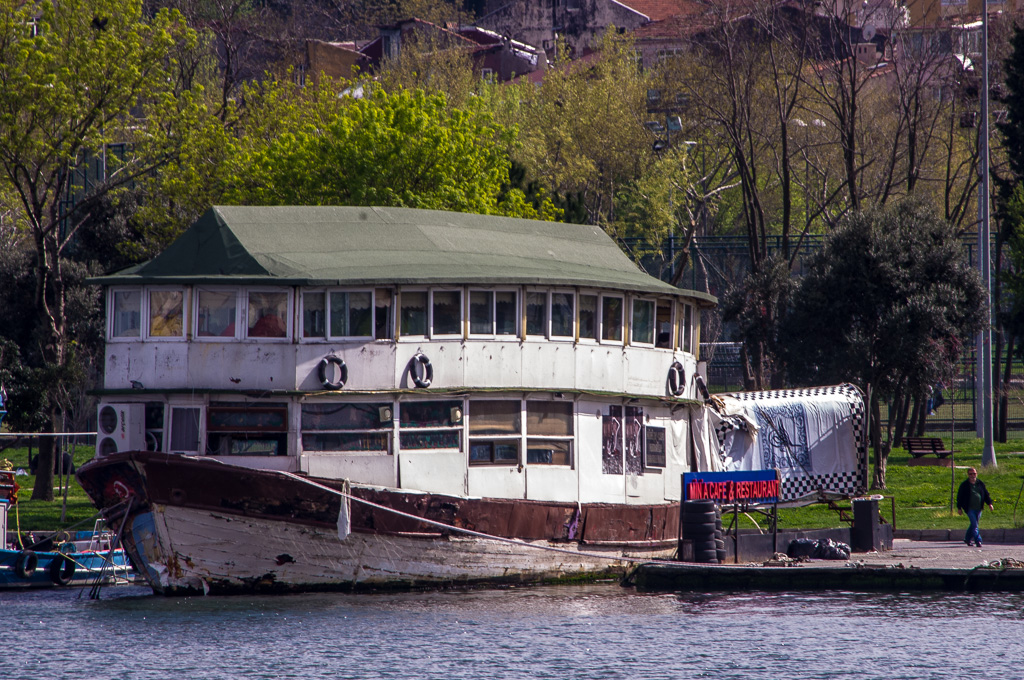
[957,467,994,547]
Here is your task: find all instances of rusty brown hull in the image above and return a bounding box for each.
[77,452,679,595]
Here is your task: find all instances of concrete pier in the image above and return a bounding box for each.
[629,539,1024,592]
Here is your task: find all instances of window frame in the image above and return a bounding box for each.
[599,294,625,345]
[577,291,600,344]
[326,288,375,341]
[397,399,463,451]
[524,288,549,338]
[205,400,289,456]
[679,302,694,354]
[630,297,657,347]
[108,287,143,341]
[300,401,393,454]
[525,400,574,467]
[244,287,292,342]
[549,289,575,341]
[398,288,430,339]
[429,288,464,339]
[194,287,242,341]
[467,399,522,466]
[467,288,520,339]
[147,286,188,341]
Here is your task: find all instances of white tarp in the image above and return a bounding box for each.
[705,384,866,503]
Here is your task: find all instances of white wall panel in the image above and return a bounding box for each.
[398,450,466,496]
[521,342,575,389]
[624,347,670,398]
[463,342,523,388]
[301,453,397,486]
[525,466,577,502]
[394,342,463,390]
[576,399,624,504]
[297,343,397,392]
[575,346,625,394]
[468,465,525,498]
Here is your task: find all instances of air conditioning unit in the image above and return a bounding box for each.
[96,403,146,456]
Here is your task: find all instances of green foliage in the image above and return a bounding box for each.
[228,87,550,218]
[781,196,987,399]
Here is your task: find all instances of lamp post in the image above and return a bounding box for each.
[979,0,997,467]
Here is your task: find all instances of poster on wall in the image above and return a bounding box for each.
[644,426,666,468]
[602,405,623,474]
[625,406,644,475]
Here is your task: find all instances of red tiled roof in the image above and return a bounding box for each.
[617,0,705,22]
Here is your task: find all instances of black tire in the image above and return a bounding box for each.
[683,500,716,513]
[683,516,717,529]
[682,510,718,523]
[694,549,719,563]
[714,538,726,550]
[690,539,718,553]
[14,550,37,579]
[49,555,75,586]
[716,548,728,564]
[684,528,716,540]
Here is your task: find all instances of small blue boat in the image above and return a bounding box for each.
[1,470,134,590]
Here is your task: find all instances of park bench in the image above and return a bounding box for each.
[904,436,954,467]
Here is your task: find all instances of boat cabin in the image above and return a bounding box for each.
[91,206,716,506]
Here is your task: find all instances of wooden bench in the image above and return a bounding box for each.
[904,436,954,467]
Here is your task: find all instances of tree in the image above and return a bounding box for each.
[780,197,987,488]
[0,0,194,499]
[227,87,555,219]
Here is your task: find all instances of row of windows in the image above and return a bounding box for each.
[139,399,666,471]
[109,286,698,352]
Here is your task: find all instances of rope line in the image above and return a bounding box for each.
[278,472,679,567]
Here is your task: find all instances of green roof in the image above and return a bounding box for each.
[92,206,716,304]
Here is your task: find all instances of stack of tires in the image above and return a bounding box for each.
[681,500,727,564]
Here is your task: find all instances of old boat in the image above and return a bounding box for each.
[76,206,864,595]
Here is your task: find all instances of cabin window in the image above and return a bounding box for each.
[301,402,391,453]
[578,294,598,341]
[330,291,372,338]
[400,291,428,337]
[631,299,655,345]
[601,296,623,342]
[399,400,462,450]
[680,303,694,353]
[655,301,673,349]
[196,289,238,338]
[470,291,494,335]
[526,401,573,466]
[432,290,462,336]
[248,291,288,338]
[206,402,288,456]
[551,292,574,339]
[375,288,394,339]
[169,406,201,453]
[303,292,326,337]
[495,291,518,336]
[525,292,547,336]
[149,290,184,338]
[111,289,142,338]
[468,400,521,465]
[469,290,519,337]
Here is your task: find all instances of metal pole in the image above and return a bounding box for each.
[980,0,998,468]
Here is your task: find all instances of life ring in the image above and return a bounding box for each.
[48,554,76,586]
[410,353,433,388]
[318,355,348,390]
[667,361,686,397]
[14,550,37,579]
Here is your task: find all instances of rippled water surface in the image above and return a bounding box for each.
[2,583,1021,679]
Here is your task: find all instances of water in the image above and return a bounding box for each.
[2,583,1022,679]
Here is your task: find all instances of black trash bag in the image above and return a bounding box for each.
[786,538,818,559]
[811,538,851,560]
[787,537,851,560]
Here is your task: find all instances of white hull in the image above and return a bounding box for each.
[129,504,671,594]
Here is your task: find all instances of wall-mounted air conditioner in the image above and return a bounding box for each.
[96,403,146,456]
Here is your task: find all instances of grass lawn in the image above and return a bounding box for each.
[5,435,1024,535]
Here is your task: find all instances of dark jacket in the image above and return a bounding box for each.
[957,478,994,512]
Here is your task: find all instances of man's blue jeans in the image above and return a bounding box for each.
[965,509,983,546]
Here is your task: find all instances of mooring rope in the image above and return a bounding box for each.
[278,472,680,567]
